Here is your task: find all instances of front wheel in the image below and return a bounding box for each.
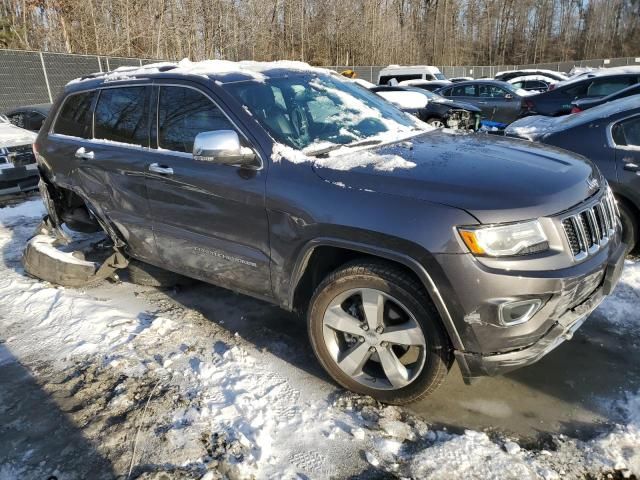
[427,117,446,128]
[307,261,451,404]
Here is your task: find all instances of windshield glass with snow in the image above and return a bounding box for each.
[225,74,420,151]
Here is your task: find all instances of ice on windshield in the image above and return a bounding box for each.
[225,73,426,151]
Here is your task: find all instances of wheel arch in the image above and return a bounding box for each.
[288,238,465,351]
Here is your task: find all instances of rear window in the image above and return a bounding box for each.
[54,91,96,138]
[94,86,150,146]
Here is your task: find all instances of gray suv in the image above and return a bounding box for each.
[34,62,626,404]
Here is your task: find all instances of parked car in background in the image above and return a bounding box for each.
[35,61,625,403]
[435,80,529,126]
[398,79,452,92]
[571,83,640,113]
[370,85,482,130]
[0,115,38,196]
[495,69,568,83]
[506,75,554,93]
[525,70,640,117]
[377,65,446,84]
[449,76,473,83]
[505,95,640,251]
[4,103,51,132]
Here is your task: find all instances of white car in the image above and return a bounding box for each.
[377,65,447,84]
[0,116,38,196]
[506,75,557,93]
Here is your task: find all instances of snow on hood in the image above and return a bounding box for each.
[375,90,429,109]
[0,120,37,148]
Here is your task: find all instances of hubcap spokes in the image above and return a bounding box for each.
[322,288,426,390]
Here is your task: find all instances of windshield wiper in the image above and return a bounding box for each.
[306,139,382,157]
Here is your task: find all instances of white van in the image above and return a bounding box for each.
[377,65,447,85]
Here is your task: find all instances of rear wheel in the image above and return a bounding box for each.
[618,200,638,254]
[307,260,451,404]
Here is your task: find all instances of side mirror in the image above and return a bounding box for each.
[504,93,514,100]
[193,130,257,167]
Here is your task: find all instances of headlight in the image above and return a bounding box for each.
[458,220,548,257]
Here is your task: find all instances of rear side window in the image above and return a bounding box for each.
[478,85,507,98]
[158,86,234,153]
[613,116,640,147]
[54,91,96,138]
[452,85,476,96]
[94,86,150,146]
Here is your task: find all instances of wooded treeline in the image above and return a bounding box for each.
[1,0,639,66]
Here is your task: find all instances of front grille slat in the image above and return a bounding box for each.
[561,190,619,261]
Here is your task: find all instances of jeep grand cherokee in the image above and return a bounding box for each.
[33,60,626,404]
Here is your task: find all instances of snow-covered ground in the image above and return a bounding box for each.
[0,198,638,479]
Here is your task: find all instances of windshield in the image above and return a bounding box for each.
[225,74,420,151]
[435,73,447,80]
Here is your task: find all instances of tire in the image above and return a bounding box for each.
[618,200,638,254]
[307,260,451,404]
[427,118,446,128]
[127,260,190,288]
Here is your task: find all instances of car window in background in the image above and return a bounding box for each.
[27,112,46,131]
[587,78,635,97]
[7,113,25,129]
[158,86,234,153]
[439,87,453,96]
[478,85,507,98]
[94,86,150,146]
[564,82,590,99]
[53,91,96,138]
[613,115,640,147]
[452,85,476,96]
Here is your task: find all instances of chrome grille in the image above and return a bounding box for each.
[562,190,619,261]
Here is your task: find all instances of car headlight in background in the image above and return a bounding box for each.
[458,220,549,257]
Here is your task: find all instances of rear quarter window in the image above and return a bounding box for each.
[53,91,96,138]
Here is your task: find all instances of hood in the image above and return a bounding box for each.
[312,131,601,224]
[0,122,37,148]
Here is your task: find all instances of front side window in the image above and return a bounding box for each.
[478,85,507,98]
[158,86,234,153]
[225,74,419,151]
[612,116,640,147]
[54,91,96,138]
[587,77,634,97]
[94,86,150,146]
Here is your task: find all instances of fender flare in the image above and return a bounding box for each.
[287,237,465,351]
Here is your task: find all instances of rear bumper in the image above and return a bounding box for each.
[0,165,39,195]
[453,239,626,380]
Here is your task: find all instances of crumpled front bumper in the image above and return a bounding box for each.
[454,239,626,381]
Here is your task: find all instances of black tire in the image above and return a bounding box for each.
[307,260,452,405]
[127,260,190,288]
[426,117,446,128]
[618,200,638,254]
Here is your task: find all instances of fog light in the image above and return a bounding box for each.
[499,299,542,326]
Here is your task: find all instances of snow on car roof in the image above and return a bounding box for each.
[495,69,568,79]
[399,79,451,86]
[506,94,640,139]
[506,75,557,84]
[555,65,640,88]
[68,58,334,86]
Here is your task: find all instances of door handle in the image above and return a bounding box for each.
[74,147,94,160]
[623,162,639,172]
[149,163,174,175]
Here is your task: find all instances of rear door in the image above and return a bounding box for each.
[612,114,640,199]
[86,84,157,260]
[145,82,271,297]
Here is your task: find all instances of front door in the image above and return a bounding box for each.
[145,83,271,298]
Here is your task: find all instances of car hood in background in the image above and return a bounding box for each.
[0,122,37,148]
[312,131,600,224]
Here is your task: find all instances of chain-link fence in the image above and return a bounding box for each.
[1,48,639,111]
